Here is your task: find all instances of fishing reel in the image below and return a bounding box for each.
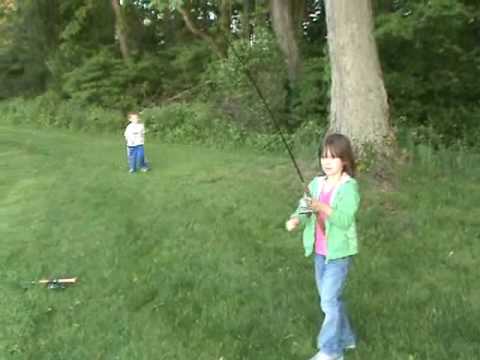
[20,277,79,290]
[298,194,313,215]
[40,277,78,289]
[45,279,68,289]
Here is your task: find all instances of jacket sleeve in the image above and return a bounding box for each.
[328,181,360,230]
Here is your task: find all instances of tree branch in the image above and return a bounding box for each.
[177,6,226,58]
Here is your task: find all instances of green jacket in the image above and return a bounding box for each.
[291,174,360,260]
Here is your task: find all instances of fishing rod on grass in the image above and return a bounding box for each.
[21,277,78,290]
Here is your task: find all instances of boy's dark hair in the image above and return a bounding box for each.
[319,133,356,177]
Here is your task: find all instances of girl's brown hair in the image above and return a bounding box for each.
[319,133,356,177]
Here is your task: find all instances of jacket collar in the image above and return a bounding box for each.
[318,172,352,185]
[315,172,352,202]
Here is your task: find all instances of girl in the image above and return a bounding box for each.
[286,133,360,360]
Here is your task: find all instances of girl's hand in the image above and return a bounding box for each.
[286,217,300,232]
[309,199,332,216]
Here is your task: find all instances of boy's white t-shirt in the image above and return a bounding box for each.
[124,123,145,146]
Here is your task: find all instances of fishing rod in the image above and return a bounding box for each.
[223,34,313,215]
[22,277,78,290]
[226,39,309,193]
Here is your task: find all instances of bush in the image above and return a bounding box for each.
[0,97,32,125]
[290,55,330,131]
[140,100,329,154]
[0,91,61,127]
[376,1,480,146]
[54,100,124,132]
[141,102,240,146]
[0,94,123,132]
[62,49,166,112]
[0,93,328,155]
[141,101,300,152]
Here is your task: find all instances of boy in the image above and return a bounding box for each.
[124,112,149,173]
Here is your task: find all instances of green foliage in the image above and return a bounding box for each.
[62,50,135,110]
[375,0,480,145]
[150,0,184,12]
[56,0,115,59]
[2,0,480,150]
[56,101,125,132]
[0,92,61,127]
[142,100,328,153]
[142,102,219,143]
[203,28,288,132]
[160,41,213,99]
[290,54,330,130]
[62,50,165,111]
[0,95,316,154]
[0,94,124,132]
[0,0,116,98]
[0,0,59,97]
[141,101,291,151]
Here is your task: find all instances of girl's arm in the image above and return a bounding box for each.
[326,182,360,230]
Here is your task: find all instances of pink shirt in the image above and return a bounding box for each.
[315,187,334,255]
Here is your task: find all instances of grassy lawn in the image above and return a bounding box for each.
[0,125,479,360]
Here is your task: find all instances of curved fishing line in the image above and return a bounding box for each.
[225,35,310,195]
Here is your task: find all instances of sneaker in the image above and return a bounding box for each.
[344,343,356,350]
[129,169,135,173]
[140,167,149,172]
[308,351,344,360]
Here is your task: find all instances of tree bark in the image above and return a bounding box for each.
[291,0,305,35]
[111,0,129,61]
[218,0,232,54]
[270,0,300,84]
[220,0,232,33]
[324,0,394,155]
[241,0,252,39]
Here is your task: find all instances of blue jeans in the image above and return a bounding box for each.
[127,145,148,172]
[314,255,356,357]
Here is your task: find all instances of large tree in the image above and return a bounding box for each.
[111,0,130,61]
[324,0,395,155]
[270,0,301,84]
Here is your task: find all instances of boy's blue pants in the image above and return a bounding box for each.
[127,145,147,172]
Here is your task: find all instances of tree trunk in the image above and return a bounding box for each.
[220,0,232,33]
[291,0,305,36]
[325,0,394,155]
[270,0,300,84]
[111,0,129,61]
[241,0,252,39]
[218,0,232,54]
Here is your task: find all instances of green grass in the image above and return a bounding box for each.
[0,125,479,360]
